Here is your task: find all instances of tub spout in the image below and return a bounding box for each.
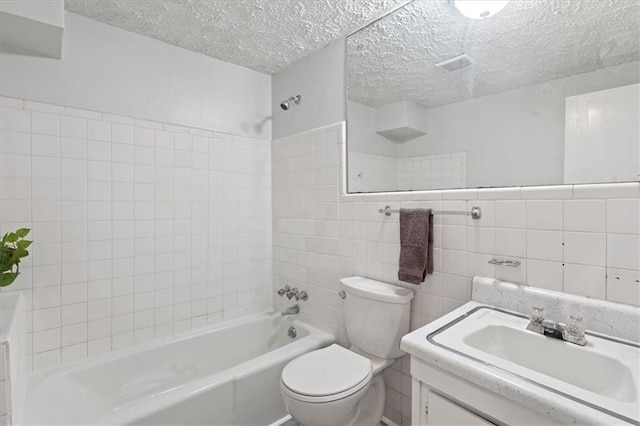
[281,305,299,316]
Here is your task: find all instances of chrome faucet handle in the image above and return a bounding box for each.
[564,315,587,346]
[297,290,308,301]
[526,306,546,334]
[529,306,545,325]
[277,285,291,297]
[286,287,297,299]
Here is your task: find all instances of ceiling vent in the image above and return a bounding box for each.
[435,54,476,72]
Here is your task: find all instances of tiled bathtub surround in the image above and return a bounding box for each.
[0,97,272,370]
[272,122,640,425]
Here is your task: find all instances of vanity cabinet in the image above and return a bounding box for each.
[410,358,563,426]
[427,392,494,426]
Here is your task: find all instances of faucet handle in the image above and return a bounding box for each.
[529,306,545,325]
[286,287,297,299]
[565,315,587,345]
[277,285,291,297]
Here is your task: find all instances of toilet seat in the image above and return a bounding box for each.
[281,344,373,403]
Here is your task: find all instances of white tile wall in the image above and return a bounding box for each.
[0,97,272,370]
[272,122,640,426]
[348,152,397,193]
[396,152,467,191]
[348,151,468,193]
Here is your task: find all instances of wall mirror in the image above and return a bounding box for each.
[346,0,640,193]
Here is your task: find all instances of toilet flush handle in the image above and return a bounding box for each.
[338,291,346,299]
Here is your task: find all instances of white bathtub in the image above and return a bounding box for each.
[22,313,334,425]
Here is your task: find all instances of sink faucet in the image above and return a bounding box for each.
[281,304,299,316]
[526,307,587,346]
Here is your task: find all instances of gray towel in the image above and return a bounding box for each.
[398,208,433,284]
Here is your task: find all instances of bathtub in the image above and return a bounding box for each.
[22,313,334,425]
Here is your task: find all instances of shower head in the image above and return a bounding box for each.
[280,95,301,111]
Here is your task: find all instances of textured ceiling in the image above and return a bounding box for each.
[347,0,640,108]
[65,0,408,74]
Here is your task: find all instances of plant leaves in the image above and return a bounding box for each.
[16,240,32,250]
[0,272,19,287]
[0,228,32,287]
[15,228,30,238]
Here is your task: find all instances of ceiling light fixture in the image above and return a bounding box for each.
[452,0,510,19]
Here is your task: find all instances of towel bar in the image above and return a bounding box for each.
[378,205,482,220]
[488,258,521,267]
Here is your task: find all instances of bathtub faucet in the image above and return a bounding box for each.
[277,285,309,301]
[281,305,300,316]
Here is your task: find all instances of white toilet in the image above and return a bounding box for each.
[280,276,414,425]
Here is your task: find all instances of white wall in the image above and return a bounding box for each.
[0,0,63,28]
[272,122,640,425]
[565,83,640,184]
[396,152,467,191]
[396,61,640,189]
[0,12,272,139]
[397,83,564,188]
[0,10,274,371]
[348,151,397,193]
[0,0,64,58]
[346,101,468,192]
[346,100,397,157]
[271,34,640,423]
[0,96,273,371]
[271,40,346,139]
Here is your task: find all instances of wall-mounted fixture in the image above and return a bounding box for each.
[280,95,301,110]
[452,0,510,19]
[277,285,308,301]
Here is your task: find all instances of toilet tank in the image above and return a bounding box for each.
[340,277,414,359]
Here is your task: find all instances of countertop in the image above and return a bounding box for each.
[400,300,636,426]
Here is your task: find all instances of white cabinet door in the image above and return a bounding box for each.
[427,392,494,426]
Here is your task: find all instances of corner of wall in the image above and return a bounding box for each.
[271,39,347,140]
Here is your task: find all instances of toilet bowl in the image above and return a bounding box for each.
[280,344,390,426]
[280,277,413,426]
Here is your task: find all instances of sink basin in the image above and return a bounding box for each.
[430,306,640,424]
[464,324,636,402]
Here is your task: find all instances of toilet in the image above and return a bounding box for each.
[280,276,414,425]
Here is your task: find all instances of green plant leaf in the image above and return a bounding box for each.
[15,228,30,238]
[12,247,27,257]
[0,228,32,287]
[16,240,32,250]
[0,272,19,287]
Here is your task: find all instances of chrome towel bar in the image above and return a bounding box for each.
[488,258,521,267]
[378,205,482,220]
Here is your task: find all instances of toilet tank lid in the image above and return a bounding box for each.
[340,276,414,304]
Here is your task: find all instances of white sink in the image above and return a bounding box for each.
[430,306,640,424]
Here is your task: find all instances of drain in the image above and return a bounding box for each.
[288,326,297,338]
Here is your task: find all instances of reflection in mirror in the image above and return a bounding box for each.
[346,0,640,193]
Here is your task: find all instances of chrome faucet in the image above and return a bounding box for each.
[526,307,587,346]
[277,285,290,297]
[281,304,300,316]
[276,285,308,301]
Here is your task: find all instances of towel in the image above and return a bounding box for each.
[398,208,433,284]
